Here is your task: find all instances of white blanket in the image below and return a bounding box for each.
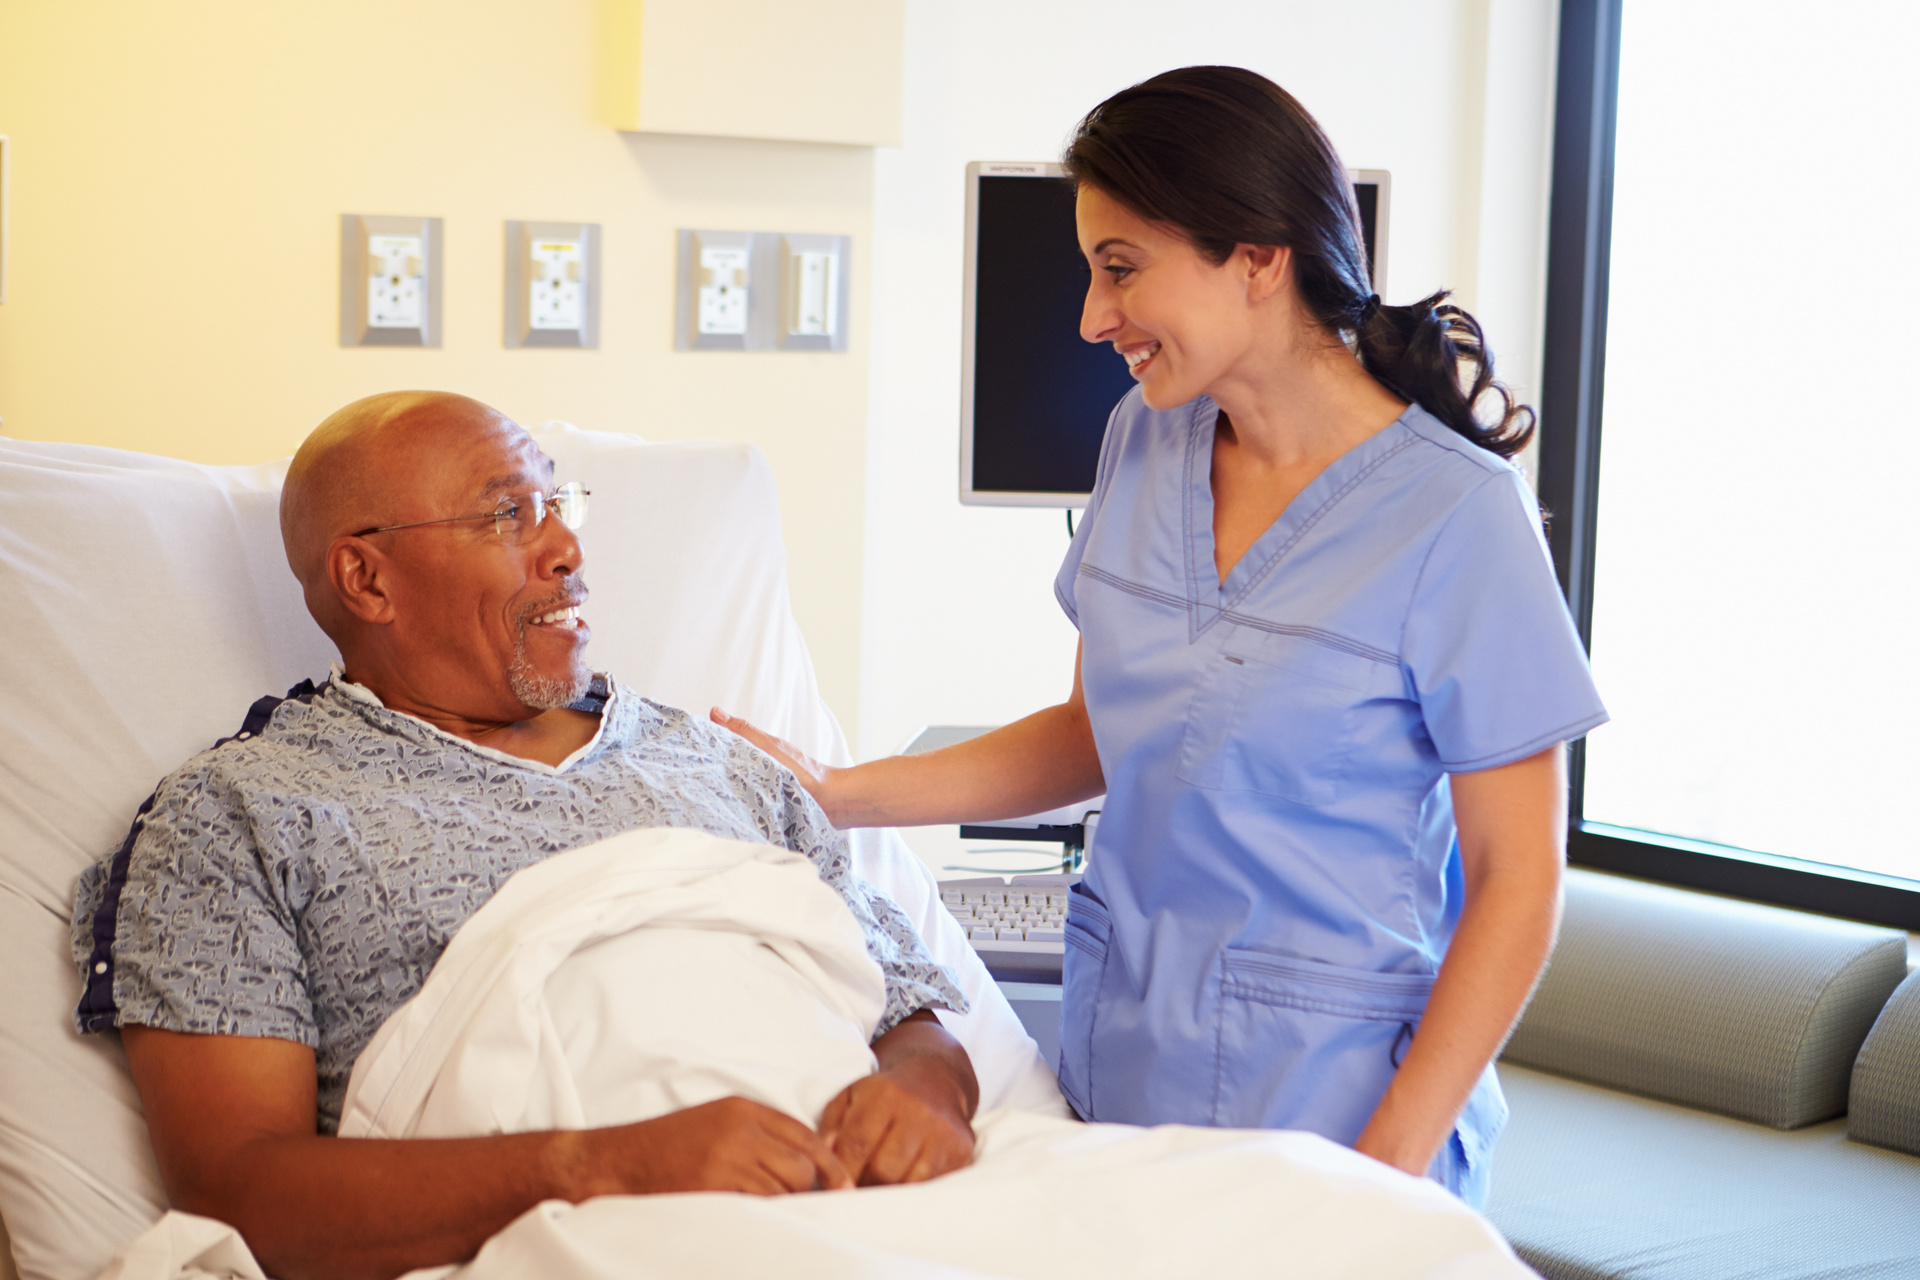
[102,830,1530,1280]
[341,828,888,1137]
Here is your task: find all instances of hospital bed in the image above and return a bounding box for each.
[0,425,1529,1280]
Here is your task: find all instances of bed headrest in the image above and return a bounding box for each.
[526,422,850,766]
[0,423,851,1280]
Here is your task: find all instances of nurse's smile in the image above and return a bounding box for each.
[1075,181,1269,414]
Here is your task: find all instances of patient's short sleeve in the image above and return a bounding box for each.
[74,765,318,1046]
[1403,470,1609,772]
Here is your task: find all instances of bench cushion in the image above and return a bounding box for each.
[1487,1064,1920,1280]
[1504,870,1907,1128]
[1850,968,1920,1155]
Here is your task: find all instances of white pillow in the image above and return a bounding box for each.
[0,442,325,1280]
[0,425,1056,1280]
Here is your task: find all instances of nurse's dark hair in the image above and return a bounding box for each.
[1062,66,1535,459]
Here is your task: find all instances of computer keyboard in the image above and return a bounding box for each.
[938,873,1080,980]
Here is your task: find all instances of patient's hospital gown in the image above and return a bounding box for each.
[70,673,964,1133]
[1055,391,1607,1204]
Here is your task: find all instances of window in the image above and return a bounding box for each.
[1540,0,1920,926]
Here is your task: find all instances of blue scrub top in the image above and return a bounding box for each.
[1054,391,1607,1199]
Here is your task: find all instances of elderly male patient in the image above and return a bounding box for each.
[69,391,977,1280]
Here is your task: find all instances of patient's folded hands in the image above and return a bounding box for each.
[819,1008,980,1187]
[565,1010,976,1198]
[819,1061,977,1186]
[569,1095,856,1196]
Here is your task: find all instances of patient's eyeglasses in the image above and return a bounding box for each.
[353,482,590,545]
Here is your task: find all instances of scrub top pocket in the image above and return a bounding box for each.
[1175,632,1368,804]
[1212,949,1434,1137]
[1057,883,1112,1119]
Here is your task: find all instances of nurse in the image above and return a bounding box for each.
[715,65,1606,1206]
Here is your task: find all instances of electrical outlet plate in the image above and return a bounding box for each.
[340,214,443,347]
[776,233,850,352]
[675,229,850,352]
[505,221,601,348]
[675,229,753,350]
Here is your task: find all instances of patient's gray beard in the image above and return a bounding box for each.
[507,626,592,710]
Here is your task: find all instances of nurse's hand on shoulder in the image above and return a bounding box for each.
[711,708,837,799]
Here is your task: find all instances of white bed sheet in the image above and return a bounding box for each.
[101,828,1529,1280]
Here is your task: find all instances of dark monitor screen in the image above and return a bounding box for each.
[960,164,1388,506]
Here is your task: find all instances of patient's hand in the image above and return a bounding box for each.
[820,1010,977,1186]
[571,1095,854,1196]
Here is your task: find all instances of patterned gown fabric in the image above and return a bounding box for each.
[71,675,965,1133]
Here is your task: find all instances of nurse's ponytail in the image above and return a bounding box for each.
[1063,67,1535,459]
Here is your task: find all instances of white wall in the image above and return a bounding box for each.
[859,0,1561,778]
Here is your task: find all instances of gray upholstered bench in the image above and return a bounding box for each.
[1485,869,1920,1279]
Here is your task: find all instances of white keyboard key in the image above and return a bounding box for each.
[970,926,997,941]
[1028,928,1065,943]
[941,890,966,905]
[996,927,1026,942]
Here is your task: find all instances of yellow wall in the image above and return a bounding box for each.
[0,0,874,738]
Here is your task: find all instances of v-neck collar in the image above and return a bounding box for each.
[1182,397,1423,641]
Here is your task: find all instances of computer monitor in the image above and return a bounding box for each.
[958,162,1390,507]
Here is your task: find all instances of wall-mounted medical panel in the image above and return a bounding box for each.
[776,233,850,353]
[340,214,442,347]
[675,229,852,353]
[597,0,903,147]
[674,229,755,351]
[504,221,601,348]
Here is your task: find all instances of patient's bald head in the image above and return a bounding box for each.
[280,391,516,596]
[282,391,592,726]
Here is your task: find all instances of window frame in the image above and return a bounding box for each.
[1538,0,1920,929]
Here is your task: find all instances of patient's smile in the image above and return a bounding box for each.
[530,606,584,629]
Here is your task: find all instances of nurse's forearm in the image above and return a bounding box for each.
[828,700,1105,828]
[719,640,1105,829]
[1355,861,1559,1174]
[1354,747,1566,1177]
